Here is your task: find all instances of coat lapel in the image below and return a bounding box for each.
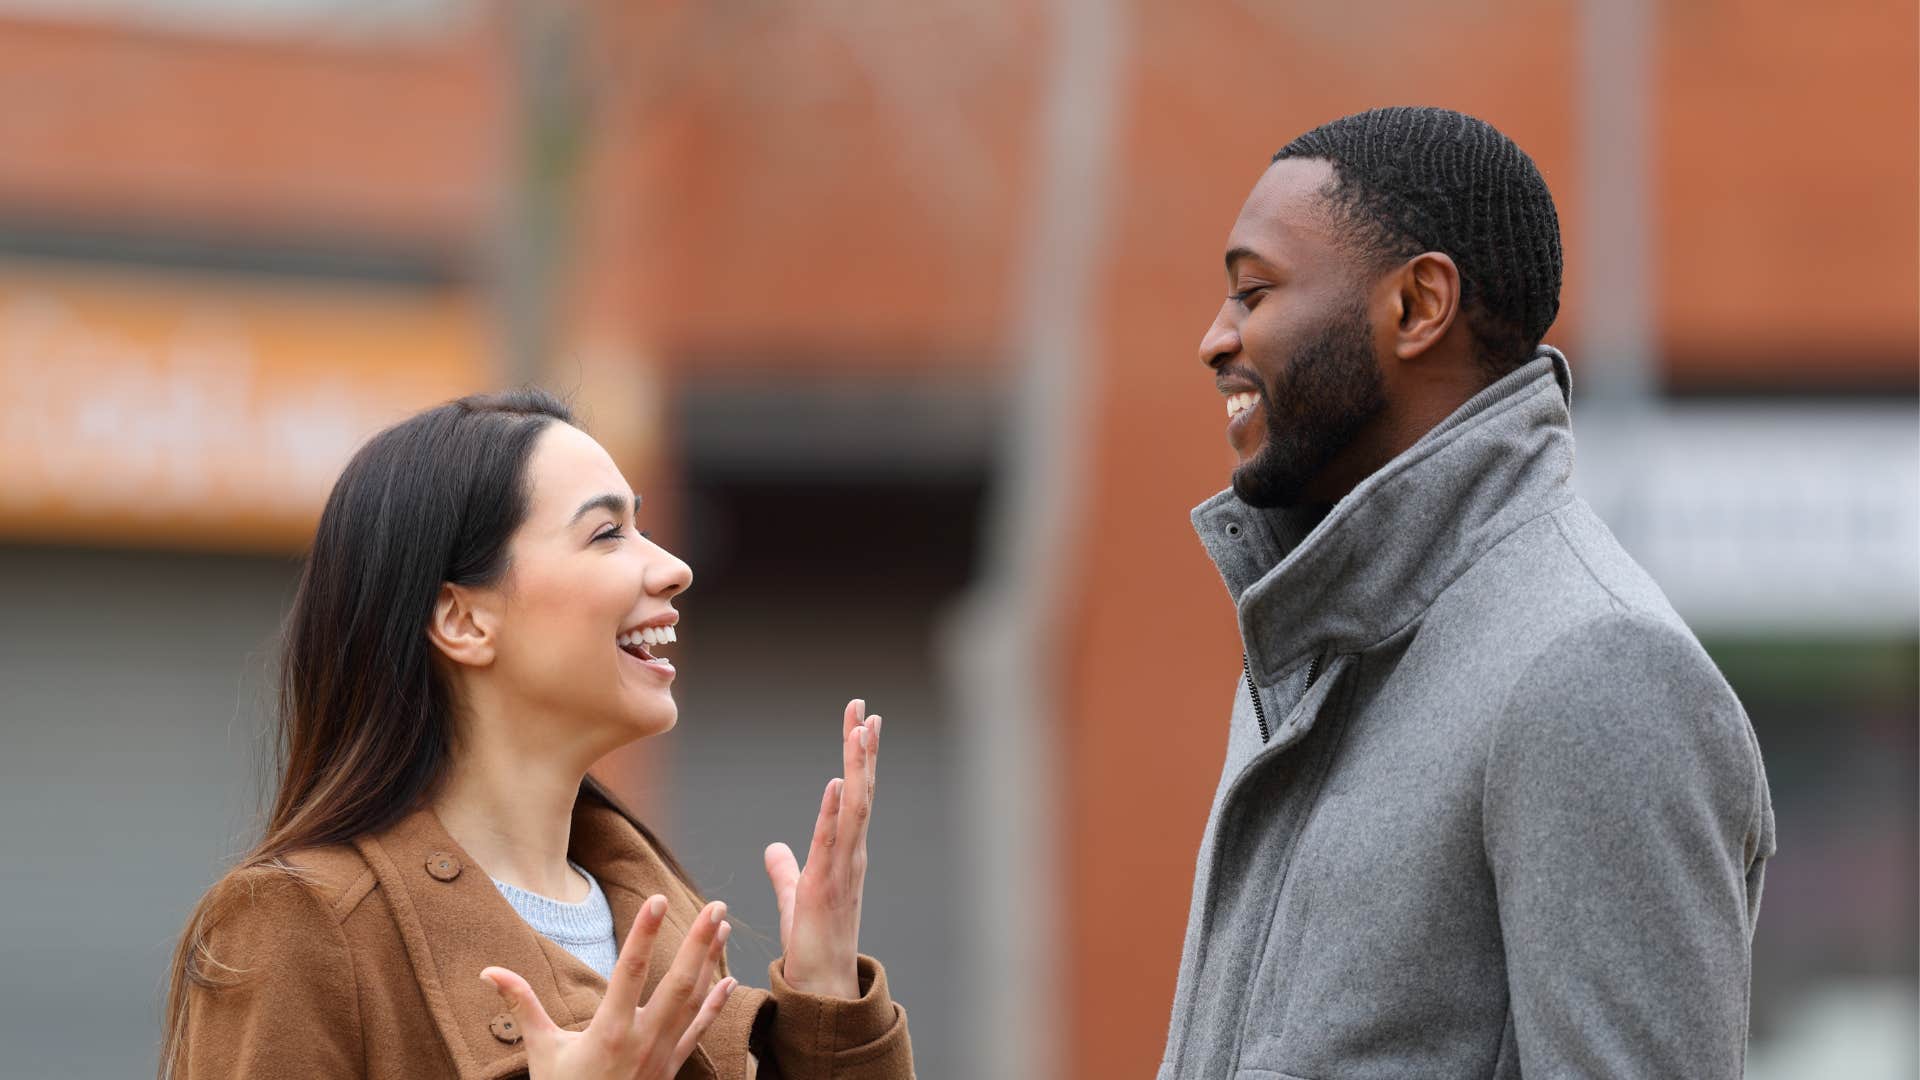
[356,797,766,1079]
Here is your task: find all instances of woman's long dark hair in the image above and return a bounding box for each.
[160,388,693,1076]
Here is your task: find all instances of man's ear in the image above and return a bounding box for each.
[1389,251,1462,362]
[426,583,497,669]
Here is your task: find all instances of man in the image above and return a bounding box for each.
[1160,107,1775,1078]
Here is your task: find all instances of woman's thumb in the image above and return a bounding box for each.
[763,843,799,902]
[481,966,557,1041]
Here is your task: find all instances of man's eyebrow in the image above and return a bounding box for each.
[1225,246,1261,275]
[568,493,642,526]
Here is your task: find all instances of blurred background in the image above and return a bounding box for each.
[0,1,1912,1077]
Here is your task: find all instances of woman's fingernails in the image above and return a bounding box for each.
[716,921,732,944]
[871,715,881,737]
[722,977,738,997]
[648,895,667,918]
[709,901,727,925]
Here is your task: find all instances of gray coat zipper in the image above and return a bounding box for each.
[1244,652,1319,744]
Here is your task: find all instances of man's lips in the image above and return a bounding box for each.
[1215,372,1262,397]
[1224,388,1261,420]
[1220,378,1265,455]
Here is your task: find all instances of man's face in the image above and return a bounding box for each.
[1201,157,1387,509]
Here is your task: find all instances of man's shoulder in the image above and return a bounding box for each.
[1461,508,1757,790]
[1408,498,1741,729]
[1433,497,1691,648]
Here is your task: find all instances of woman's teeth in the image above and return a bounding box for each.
[1226,391,1260,419]
[618,626,677,649]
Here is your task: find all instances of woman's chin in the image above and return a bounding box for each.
[616,695,677,737]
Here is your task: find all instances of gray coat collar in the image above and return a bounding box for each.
[1192,345,1576,683]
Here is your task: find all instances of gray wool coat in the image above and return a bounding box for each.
[1158,347,1776,1080]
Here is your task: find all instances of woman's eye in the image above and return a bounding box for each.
[593,525,624,543]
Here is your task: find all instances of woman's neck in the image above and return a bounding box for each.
[431,731,594,902]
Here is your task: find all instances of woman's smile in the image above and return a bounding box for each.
[616,619,678,681]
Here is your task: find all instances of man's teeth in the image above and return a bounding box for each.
[618,626,677,649]
[1226,391,1260,419]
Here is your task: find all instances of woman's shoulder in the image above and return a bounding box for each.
[198,843,373,938]
[178,845,369,1009]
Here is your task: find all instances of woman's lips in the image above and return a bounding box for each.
[618,642,675,680]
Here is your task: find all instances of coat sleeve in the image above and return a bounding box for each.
[753,954,914,1079]
[176,868,364,1079]
[1483,612,1775,1079]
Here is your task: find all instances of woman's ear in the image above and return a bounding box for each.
[427,583,497,669]
[1391,251,1462,361]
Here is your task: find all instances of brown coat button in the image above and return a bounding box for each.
[489,1012,522,1044]
[425,852,462,882]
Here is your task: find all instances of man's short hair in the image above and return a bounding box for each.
[1274,106,1563,376]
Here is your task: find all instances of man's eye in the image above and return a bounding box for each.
[1230,286,1268,307]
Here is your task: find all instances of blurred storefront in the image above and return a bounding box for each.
[0,2,1912,1078]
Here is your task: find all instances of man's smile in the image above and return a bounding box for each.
[1219,378,1267,458]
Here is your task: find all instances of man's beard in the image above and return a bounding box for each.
[1231,301,1386,509]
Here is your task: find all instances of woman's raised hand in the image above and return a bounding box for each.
[480,895,736,1079]
[762,698,880,1000]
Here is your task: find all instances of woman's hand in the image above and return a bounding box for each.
[480,895,736,1079]
[763,699,881,999]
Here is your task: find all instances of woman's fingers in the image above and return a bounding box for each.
[656,908,730,1060]
[842,698,865,744]
[834,726,860,856]
[685,919,730,1026]
[479,965,561,1045]
[804,775,841,865]
[593,893,668,1032]
[483,900,740,1073]
[763,841,801,945]
[671,977,738,1067]
[835,716,879,873]
[639,900,728,1055]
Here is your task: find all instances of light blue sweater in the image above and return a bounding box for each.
[492,862,617,980]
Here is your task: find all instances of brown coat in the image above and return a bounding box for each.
[175,796,914,1079]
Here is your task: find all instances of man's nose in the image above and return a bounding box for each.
[1199,310,1239,371]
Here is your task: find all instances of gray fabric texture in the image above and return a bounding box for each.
[492,860,618,980]
[1159,346,1776,1080]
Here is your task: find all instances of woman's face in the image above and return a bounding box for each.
[480,422,692,741]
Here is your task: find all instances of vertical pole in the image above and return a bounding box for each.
[495,2,586,390]
[940,1,1126,1077]
[1576,0,1658,541]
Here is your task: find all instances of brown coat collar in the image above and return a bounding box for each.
[351,797,763,1079]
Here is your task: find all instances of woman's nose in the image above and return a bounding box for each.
[649,548,693,598]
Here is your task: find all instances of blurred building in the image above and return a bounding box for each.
[0,2,1912,1078]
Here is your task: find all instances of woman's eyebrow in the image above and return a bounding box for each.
[568,492,641,526]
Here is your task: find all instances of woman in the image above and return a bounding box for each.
[161,389,913,1079]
